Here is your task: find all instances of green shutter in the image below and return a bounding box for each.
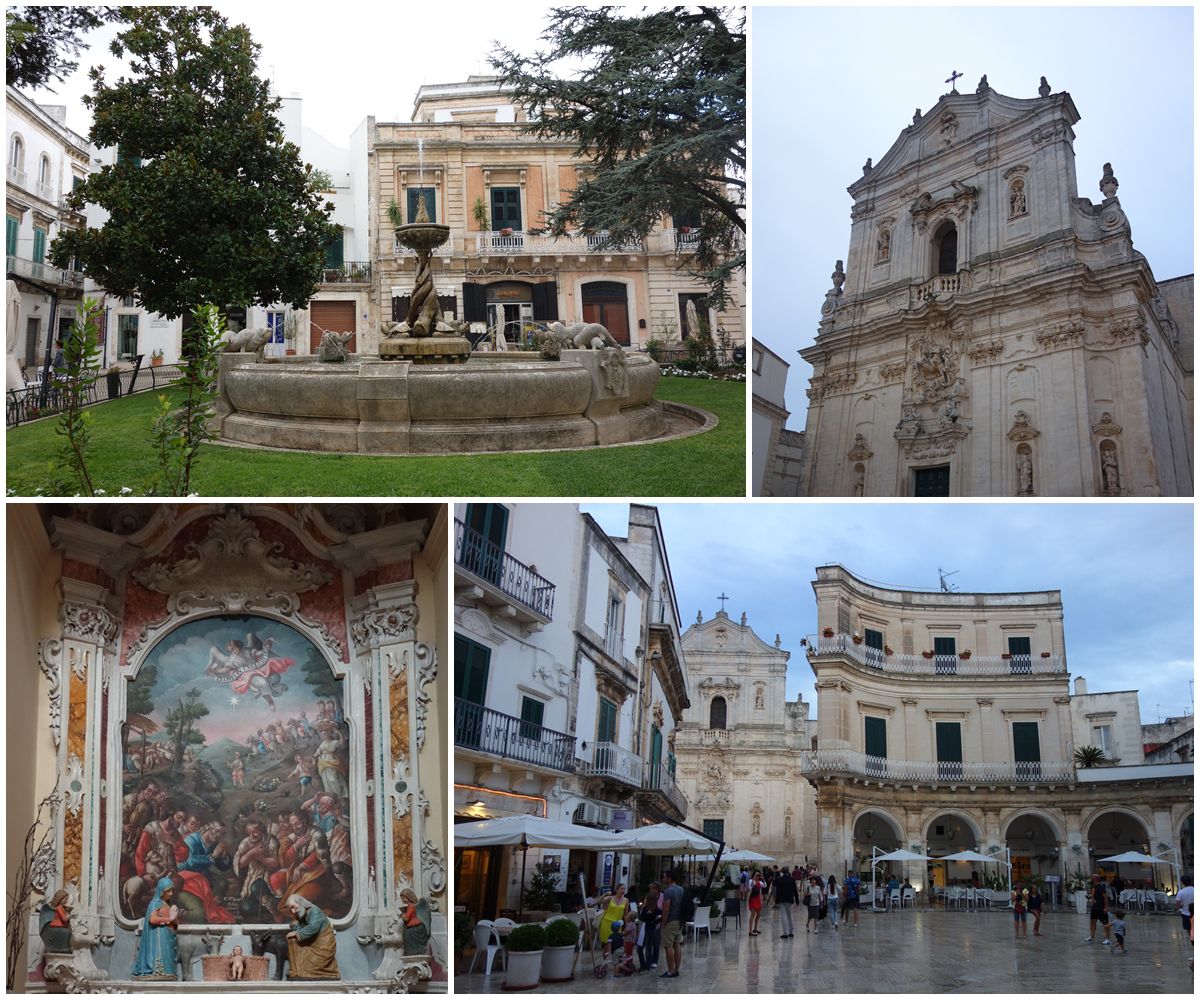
[702,818,725,843]
[519,696,545,740]
[1012,722,1040,762]
[324,227,344,268]
[32,227,46,264]
[935,722,962,762]
[597,698,616,743]
[453,634,490,704]
[865,716,887,759]
[465,503,508,550]
[491,187,522,230]
[6,216,18,257]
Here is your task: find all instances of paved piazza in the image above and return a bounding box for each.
[456,907,1194,993]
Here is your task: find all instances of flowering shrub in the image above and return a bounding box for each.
[661,364,745,382]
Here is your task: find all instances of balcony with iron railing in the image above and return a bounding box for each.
[806,633,1065,677]
[6,255,85,290]
[640,761,688,818]
[319,261,371,284]
[454,518,555,625]
[475,229,644,256]
[578,741,644,788]
[800,748,1074,784]
[455,698,576,774]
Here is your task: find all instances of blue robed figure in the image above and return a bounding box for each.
[131,877,179,980]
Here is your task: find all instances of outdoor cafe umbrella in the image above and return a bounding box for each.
[611,822,719,854]
[454,815,627,916]
[871,847,931,910]
[1097,850,1181,888]
[939,848,1013,897]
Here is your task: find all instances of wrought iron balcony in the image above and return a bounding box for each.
[454,518,555,623]
[806,633,1064,676]
[319,261,371,284]
[6,255,84,290]
[455,698,575,774]
[641,761,688,818]
[475,230,643,256]
[800,748,1074,784]
[578,741,643,788]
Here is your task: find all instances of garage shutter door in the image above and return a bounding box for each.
[310,300,357,354]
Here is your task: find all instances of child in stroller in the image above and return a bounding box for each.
[595,920,638,978]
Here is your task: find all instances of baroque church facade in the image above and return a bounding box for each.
[784,77,1192,496]
[675,610,818,862]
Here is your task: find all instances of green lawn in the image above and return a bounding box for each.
[6,377,746,497]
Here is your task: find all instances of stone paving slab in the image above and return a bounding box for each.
[455,907,1194,993]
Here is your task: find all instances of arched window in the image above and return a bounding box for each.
[8,133,24,171]
[38,154,51,185]
[709,696,727,730]
[933,221,957,275]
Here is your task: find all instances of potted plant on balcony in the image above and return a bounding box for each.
[851,634,863,644]
[540,918,580,982]
[959,649,972,660]
[1001,652,1012,660]
[921,650,934,659]
[884,646,894,656]
[1040,651,1052,658]
[150,348,164,367]
[822,627,835,638]
[499,226,514,237]
[503,922,546,990]
[387,197,404,230]
[472,196,490,233]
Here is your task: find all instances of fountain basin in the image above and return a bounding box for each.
[215,350,673,454]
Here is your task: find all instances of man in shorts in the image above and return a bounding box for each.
[659,869,684,979]
[1177,874,1194,936]
[844,871,862,926]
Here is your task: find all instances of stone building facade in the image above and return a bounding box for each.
[788,78,1192,496]
[801,565,1193,891]
[675,610,818,862]
[368,76,743,355]
[5,504,448,992]
[453,503,690,916]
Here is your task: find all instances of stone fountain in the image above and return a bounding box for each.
[378,193,471,364]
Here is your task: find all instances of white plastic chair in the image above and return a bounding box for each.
[888,888,901,910]
[901,887,915,908]
[467,919,505,975]
[685,900,712,941]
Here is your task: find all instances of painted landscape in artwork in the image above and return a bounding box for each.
[119,615,352,924]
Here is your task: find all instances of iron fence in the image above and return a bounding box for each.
[7,359,186,428]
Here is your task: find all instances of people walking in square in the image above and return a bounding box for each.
[659,870,683,979]
[1110,909,1127,954]
[826,876,840,929]
[1028,883,1043,936]
[844,870,862,926]
[1086,877,1110,943]
[1011,881,1028,938]
[805,877,825,933]
[747,869,766,935]
[774,866,797,938]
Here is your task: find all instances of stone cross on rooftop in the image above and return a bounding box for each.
[717,591,730,613]
[945,69,963,93]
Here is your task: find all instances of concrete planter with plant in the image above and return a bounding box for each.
[502,922,545,990]
[540,918,579,982]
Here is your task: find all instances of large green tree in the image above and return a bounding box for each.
[492,6,745,306]
[49,6,336,318]
[5,6,120,92]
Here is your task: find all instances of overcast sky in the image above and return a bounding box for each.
[582,502,1195,726]
[26,3,564,142]
[752,4,1195,421]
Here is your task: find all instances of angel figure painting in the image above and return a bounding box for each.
[119,616,353,927]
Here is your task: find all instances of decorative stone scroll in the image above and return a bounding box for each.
[1108,317,1148,347]
[60,602,119,647]
[38,637,63,748]
[1035,320,1086,351]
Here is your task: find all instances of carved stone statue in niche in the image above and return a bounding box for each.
[1016,449,1034,496]
[1009,179,1026,217]
[751,806,761,837]
[1100,445,1121,493]
[853,465,865,497]
[876,229,890,263]
[754,683,765,711]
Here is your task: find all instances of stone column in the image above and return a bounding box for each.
[349,582,439,987]
[43,582,120,986]
[1053,696,1073,766]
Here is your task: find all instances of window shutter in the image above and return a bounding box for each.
[392,296,411,322]
[462,282,487,323]
[531,281,559,322]
[865,716,887,759]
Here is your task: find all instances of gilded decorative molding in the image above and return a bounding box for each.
[59,602,119,646]
[38,637,63,748]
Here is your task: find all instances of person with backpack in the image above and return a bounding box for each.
[747,869,767,935]
[844,871,862,927]
[659,870,684,979]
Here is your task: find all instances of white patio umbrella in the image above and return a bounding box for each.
[1097,850,1181,890]
[454,815,627,916]
[871,847,931,910]
[938,848,1013,899]
[611,822,719,854]
[697,848,776,864]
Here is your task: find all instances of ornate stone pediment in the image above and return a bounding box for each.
[1035,319,1086,351]
[1006,410,1041,442]
[847,434,873,462]
[1091,412,1122,439]
[133,510,332,615]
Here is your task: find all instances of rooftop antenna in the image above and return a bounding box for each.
[938,568,959,593]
